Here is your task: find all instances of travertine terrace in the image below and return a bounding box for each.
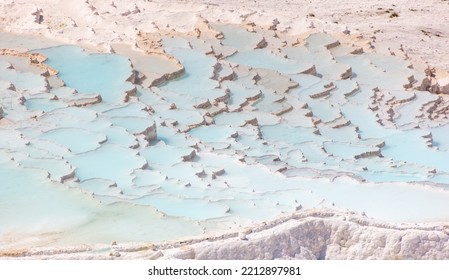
[1,0,449,259]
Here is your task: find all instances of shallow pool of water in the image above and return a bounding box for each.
[2,26,449,248]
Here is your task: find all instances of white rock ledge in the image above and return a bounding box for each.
[170,210,449,260]
[3,209,449,260]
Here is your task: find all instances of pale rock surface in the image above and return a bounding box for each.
[2,0,449,260]
[0,0,448,70]
[4,210,449,260]
[163,210,449,260]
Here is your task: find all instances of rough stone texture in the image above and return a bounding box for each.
[188,212,449,260]
[2,209,449,259]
